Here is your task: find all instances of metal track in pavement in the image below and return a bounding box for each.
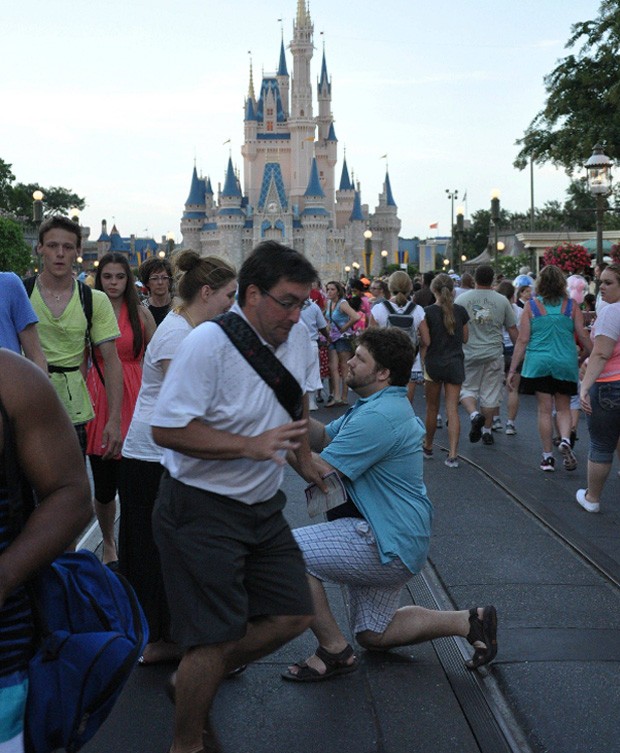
[406,565,534,753]
[438,446,620,591]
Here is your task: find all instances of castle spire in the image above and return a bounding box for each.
[278,37,288,76]
[248,58,255,100]
[296,0,308,25]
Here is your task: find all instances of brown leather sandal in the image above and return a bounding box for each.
[465,605,498,669]
[282,643,358,682]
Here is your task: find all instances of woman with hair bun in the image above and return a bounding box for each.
[369,270,427,404]
[120,250,237,665]
[418,273,469,467]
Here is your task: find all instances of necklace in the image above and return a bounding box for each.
[37,276,73,302]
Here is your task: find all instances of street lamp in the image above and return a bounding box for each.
[445,189,458,267]
[363,229,373,277]
[455,206,464,272]
[381,249,388,273]
[490,189,500,271]
[344,265,351,283]
[166,232,175,257]
[351,261,360,279]
[32,190,44,226]
[585,143,613,278]
[69,207,80,224]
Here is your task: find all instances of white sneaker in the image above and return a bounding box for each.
[492,417,502,432]
[436,415,443,429]
[309,399,318,411]
[505,422,516,435]
[576,488,599,513]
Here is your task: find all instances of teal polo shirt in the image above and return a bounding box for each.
[321,386,433,574]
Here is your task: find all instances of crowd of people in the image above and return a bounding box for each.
[0,214,619,753]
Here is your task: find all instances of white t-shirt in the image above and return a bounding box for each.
[122,312,192,462]
[151,304,315,504]
[371,299,425,372]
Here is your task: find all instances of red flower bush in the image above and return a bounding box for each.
[611,244,620,264]
[542,243,592,275]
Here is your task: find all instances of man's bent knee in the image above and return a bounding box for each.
[356,629,385,649]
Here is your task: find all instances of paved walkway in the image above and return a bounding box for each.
[82,392,620,753]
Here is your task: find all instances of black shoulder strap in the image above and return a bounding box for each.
[78,280,93,335]
[23,275,36,297]
[214,312,303,421]
[382,300,396,314]
[404,301,416,315]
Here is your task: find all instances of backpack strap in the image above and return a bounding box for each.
[213,312,303,421]
[564,298,573,317]
[403,301,416,315]
[381,300,396,314]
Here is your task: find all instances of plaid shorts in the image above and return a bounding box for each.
[293,518,412,636]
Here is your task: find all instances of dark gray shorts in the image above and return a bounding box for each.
[152,473,313,649]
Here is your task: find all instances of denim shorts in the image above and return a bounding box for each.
[328,337,354,354]
[587,380,620,463]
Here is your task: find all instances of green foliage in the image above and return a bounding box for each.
[0,216,33,275]
[0,157,85,223]
[515,1,620,171]
[496,253,531,280]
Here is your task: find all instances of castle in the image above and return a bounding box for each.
[180,0,401,281]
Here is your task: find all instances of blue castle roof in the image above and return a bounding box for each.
[185,166,206,206]
[258,163,288,211]
[221,158,242,198]
[255,78,286,123]
[385,171,396,207]
[278,39,288,76]
[339,158,353,191]
[319,51,330,95]
[327,122,337,141]
[350,190,364,221]
[304,158,325,198]
[245,97,256,121]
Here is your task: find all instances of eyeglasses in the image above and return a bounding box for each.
[260,289,307,311]
[149,275,171,282]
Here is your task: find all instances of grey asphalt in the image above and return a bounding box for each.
[82,391,620,753]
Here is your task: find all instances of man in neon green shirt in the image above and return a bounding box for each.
[30,216,123,459]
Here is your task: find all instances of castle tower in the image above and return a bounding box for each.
[335,157,355,230]
[288,0,316,205]
[315,48,337,216]
[217,157,245,269]
[181,165,208,252]
[301,157,329,267]
[371,169,401,272]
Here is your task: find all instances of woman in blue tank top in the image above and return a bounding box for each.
[507,265,591,473]
[324,281,361,407]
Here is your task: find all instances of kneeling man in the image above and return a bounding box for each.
[284,328,497,681]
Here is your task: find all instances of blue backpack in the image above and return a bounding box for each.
[1,394,148,753]
[24,551,149,753]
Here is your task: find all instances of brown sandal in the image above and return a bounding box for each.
[465,606,498,669]
[282,644,358,682]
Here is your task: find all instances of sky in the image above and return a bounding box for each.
[2,0,600,244]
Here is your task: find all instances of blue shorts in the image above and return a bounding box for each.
[0,671,28,752]
[587,381,620,463]
[328,338,354,354]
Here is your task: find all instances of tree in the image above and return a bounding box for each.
[7,182,85,220]
[514,1,620,172]
[0,216,33,275]
[0,159,16,209]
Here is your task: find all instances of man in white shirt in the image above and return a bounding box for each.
[151,241,324,753]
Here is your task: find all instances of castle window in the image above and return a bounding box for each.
[266,108,274,116]
[266,121,274,131]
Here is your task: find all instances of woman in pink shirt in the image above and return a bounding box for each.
[576,263,620,513]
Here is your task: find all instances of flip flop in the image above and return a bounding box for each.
[282,644,358,682]
[465,605,498,669]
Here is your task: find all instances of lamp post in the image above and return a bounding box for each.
[344,265,351,283]
[351,261,360,279]
[455,206,464,272]
[381,249,388,273]
[32,190,44,227]
[445,189,458,268]
[363,229,372,277]
[585,144,613,283]
[166,232,175,257]
[490,189,500,271]
[69,207,80,224]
